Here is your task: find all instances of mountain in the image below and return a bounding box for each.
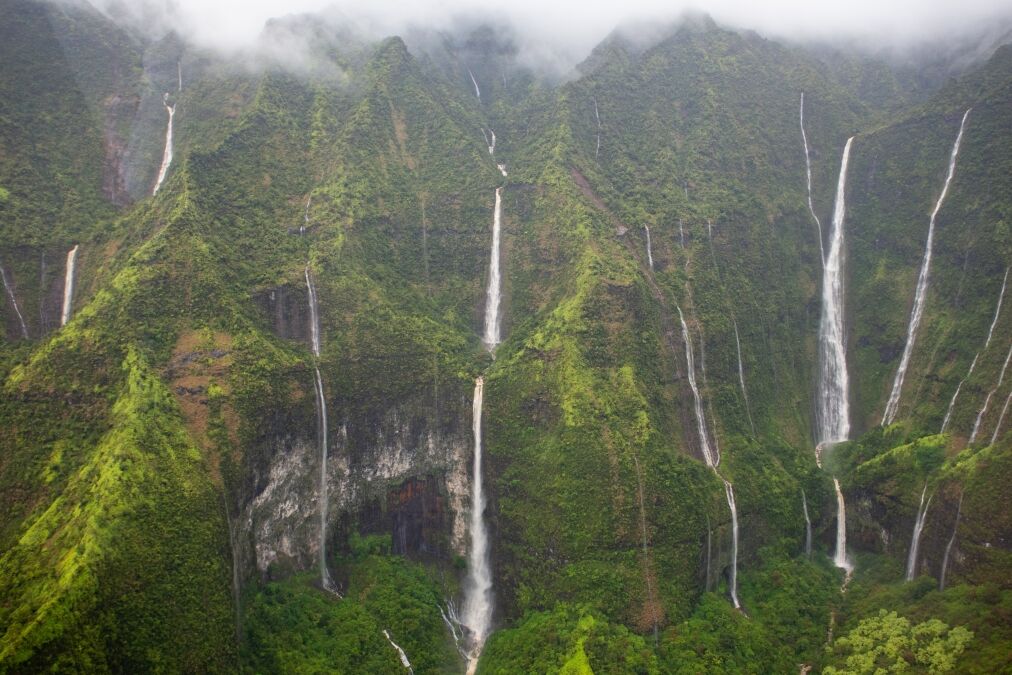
[0,1,1010,672]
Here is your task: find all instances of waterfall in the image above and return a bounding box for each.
[733,319,755,435]
[488,128,496,155]
[496,163,508,178]
[463,377,493,675]
[467,69,481,100]
[305,267,337,593]
[723,480,741,608]
[905,484,932,581]
[152,93,176,195]
[440,602,467,658]
[0,262,29,339]
[593,97,601,159]
[301,195,311,235]
[383,630,414,673]
[816,137,854,446]
[483,188,503,351]
[60,245,79,326]
[800,92,826,264]
[177,60,182,91]
[939,493,963,590]
[883,109,971,425]
[833,478,853,575]
[991,391,1012,445]
[802,489,812,558]
[942,267,1007,432]
[678,219,685,249]
[970,342,1012,444]
[645,226,654,270]
[706,219,713,241]
[676,306,717,467]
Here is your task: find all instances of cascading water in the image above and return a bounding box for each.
[883,109,971,425]
[61,245,79,326]
[301,195,311,235]
[305,267,337,594]
[468,69,481,100]
[905,484,932,581]
[800,92,825,263]
[733,319,755,435]
[939,493,963,590]
[645,226,654,270]
[152,92,176,195]
[722,479,741,608]
[482,188,503,352]
[678,219,685,249]
[942,267,1007,432]
[463,377,492,675]
[676,306,741,605]
[383,630,414,673]
[992,391,1012,445]
[970,342,1012,444]
[817,137,854,447]
[802,489,812,558]
[0,262,29,339]
[833,478,853,575]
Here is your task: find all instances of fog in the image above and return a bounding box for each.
[88,0,1012,73]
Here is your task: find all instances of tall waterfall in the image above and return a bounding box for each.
[305,267,336,593]
[676,306,717,467]
[905,484,932,581]
[152,93,176,195]
[0,262,28,339]
[483,188,503,351]
[467,69,481,100]
[800,93,825,263]
[817,137,854,446]
[645,226,654,270]
[939,493,963,590]
[883,109,971,425]
[942,267,1007,432]
[723,480,741,608]
[733,319,755,435]
[463,377,492,675]
[383,630,414,673]
[992,391,1012,445]
[833,478,852,575]
[970,342,1012,444]
[60,245,79,326]
[802,489,812,558]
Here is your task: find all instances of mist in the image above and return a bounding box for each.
[86,0,1012,75]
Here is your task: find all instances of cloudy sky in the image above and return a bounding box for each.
[91,0,1012,63]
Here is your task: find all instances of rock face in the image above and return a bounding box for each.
[254,284,310,344]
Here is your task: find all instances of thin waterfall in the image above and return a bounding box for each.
[177,60,182,91]
[833,478,853,575]
[0,261,28,339]
[991,391,1012,445]
[463,377,492,675]
[305,267,337,594]
[593,97,601,159]
[970,342,1012,444]
[942,267,1007,432]
[645,226,654,270]
[676,306,717,467]
[383,630,414,673]
[939,493,963,590]
[678,219,685,249]
[488,128,496,155]
[61,245,79,326]
[802,489,812,558]
[817,137,854,447]
[467,69,481,100]
[483,188,503,351]
[800,92,826,264]
[733,319,755,435]
[152,93,176,195]
[440,602,467,658]
[301,195,311,235]
[723,480,741,608]
[883,109,971,425]
[905,484,932,581]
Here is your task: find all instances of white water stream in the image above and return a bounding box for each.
[152,93,176,195]
[468,69,481,100]
[61,245,79,326]
[383,630,414,673]
[733,319,755,435]
[800,93,825,264]
[645,226,654,270]
[905,484,932,581]
[883,109,971,425]
[833,479,853,575]
[939,493,963,590]
[802,489,812,558]
[0,262,28,339]
[970,342,1012,444]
